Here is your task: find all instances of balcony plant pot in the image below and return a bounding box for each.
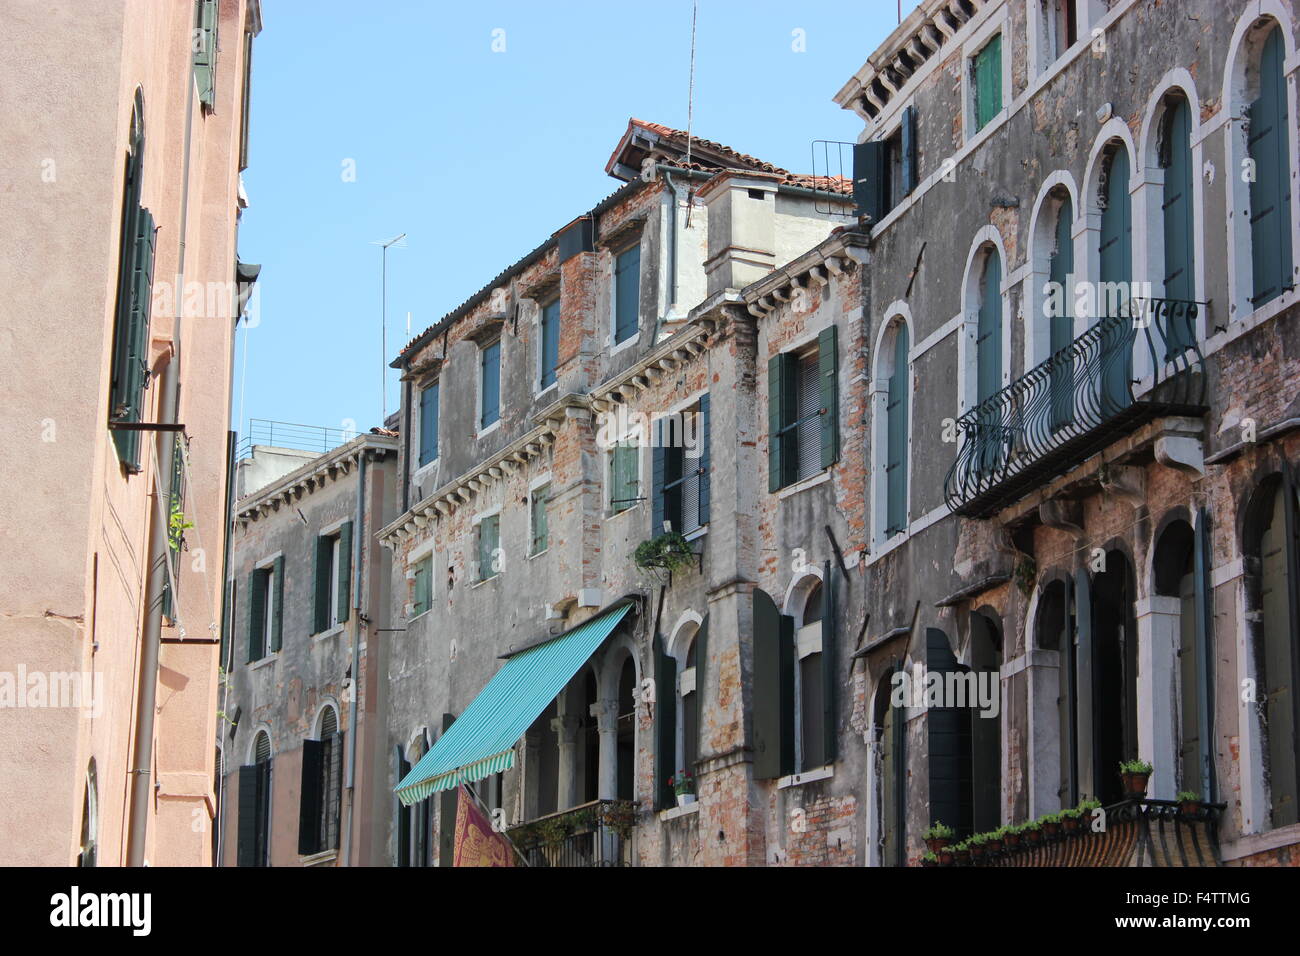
[969,844,986,862]
[987,838,1004,853]
[1179,799,1203,818]
[676,792,696,808]
[954,849,971,865]
[1121,772,1150,798]
[925,836,951,854]
[1023,827,1042,846]
[1004,832,1021,850]
[1061,816,1080,834]
[1042,820,1061,839]
[938,849,954,866]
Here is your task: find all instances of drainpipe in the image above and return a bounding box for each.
[343,450,368,865]
[654,166,681,345]
[127,50,197,869]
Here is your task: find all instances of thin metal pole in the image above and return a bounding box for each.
[378,233,406,425]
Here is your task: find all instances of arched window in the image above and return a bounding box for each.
[78,760,98,868]
[299,705,342,857]
[238,731,272,866]
[108,90,157,472]
[1155,91,1198,358]
[1244,476,1300,829]
[884,324,910,538]
[1247,23,1294,307]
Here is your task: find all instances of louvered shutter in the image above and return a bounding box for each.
[753,589,794,779]
[1099,147,1133,411]
[540,300,560,387]
[901,105,918,195]
[1192,508,1216,800]
[767,355,786,492]
[821,563,837,764]
[113,206,157,469]
[247,570,264,662]
[976,252,1003,473]
[193,0,218,108]
[1049,199,1076,429]
[818,326,839,469]
[298,739,323,855]
[1074,567,1096,800]
[1249,26,1294,307]
[651,441,666,534]
[270,555,285,652]
[926,628,973,836]
[419,382,439,465]
[697,394,711,526]
[886,326,909,536]
[654,632,677,810]
[337,521,353,625]
[481,342,500,428]
[237,765,260,866]
[975,34,1002,131]
[853,140,886,223]
[615,245,641,343]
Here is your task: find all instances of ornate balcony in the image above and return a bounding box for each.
[506,799,638,867]
[944,298,1207,519]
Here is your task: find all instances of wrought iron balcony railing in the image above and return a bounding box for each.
[506,799,637,867]
[943,298,1207,518]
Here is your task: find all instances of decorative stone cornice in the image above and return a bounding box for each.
[235,434,398,524]
[741,230,870,319]
[587,325,714,412]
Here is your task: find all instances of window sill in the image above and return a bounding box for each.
[250,654,277,671]
[535,381,559,401]
[1203,287,1298,358]
[776,470,831,499]
[470,574,500,590]
[606,504,642,520]
[609,332,639,356]
[476,421,501,440]
[408,607,432,624]
[683,525,708,543]
[300,849,338,867]
[312,624,345,644]
[777,765,834,790]
[528,548,549,560]
[658,801,700,822]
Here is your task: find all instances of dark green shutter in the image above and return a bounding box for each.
[767,355,787,492]
[236,765,259,866]
[437,715,457,866]
[298,739,323,855]
[1073,567,1096,800]
[615,245,641,343]
[337,522,353,625]
[1162,97,1195,305]
[1192,508,1216,800]
[220,580,233,669]
[818,325,839,469]
[697,394,711,525]
[975,34,1002,131]
[901,105,918,195]
[395,748,411,866]
[695,614,709,761]
[270,555,284,652]
[886,325,909,536]
[977,251,1003,405]
[753,589,794,779]
[1250,25,1294,307]
[247,570,263,662]
[651,442,666,534]
[926,628,973,836]
[1049,198,1076,429]
[854,139,886,222]
[821,564,837,764]
[193,0,218,108]
[111,206,156,469]
[654,631,678,809]
[1099,147,1132,410]
[312,535,329,633]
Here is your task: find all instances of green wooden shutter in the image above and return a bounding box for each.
[247,570,264,662]
[419,382,439,466]
[753,589,795,779]
[886,325,909,536]
[337,521,353,625]
[976,251,1003,474]
[270,555,284,652]
[1192,508,1216,800]
[651,441,666,533]
[237,765,259,866]
[1073,567,1095,800]
[767,355,785,491]
[193,0,218,108]
[1162,97,1195,303]
[821,564,837,764]
[974,34,1002,131]
[654,631,678,810]
[901,105,918,195]
[1099,147,1133,411]
[220,580,233,669]
[615,245,641,343]
[1250,26,1294,307]
[112,206,157,469]
[927,628,973,836]
[818,325,839,469]
[1049,198,1076,429]
[695,614,709,761]
[853,140,886,222]
[697,394,711,526]
[298,738,323,855]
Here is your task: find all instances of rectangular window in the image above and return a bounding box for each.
[610,442,641,515]
[768,328,838,492]
[298,731,342,856]
[539,299,560,389]
[614,244,641,345]
[480,340,501,430]
[412,556,432,616]
[653,398,711,535]
[248,559,282,660]
[313,524,352,634]
[972,33,1003,133]
[478,514,501,581]
[530,484,550,555]
[419,381,439,466]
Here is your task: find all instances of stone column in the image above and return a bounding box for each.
[590,699,620,801]
[552,714,583,810]
[1135,594,1180,799]
[1025,648,1062,816]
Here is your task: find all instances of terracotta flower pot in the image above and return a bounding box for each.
[1061,816,1080,833]
[925,837,951,854]
[1005,833,1021,848]
[1121,771,1150,797]
[1024,828,1042,845]
[987,838,1004,852]
[938,850,954,865]
[970,845,986,861]
[1043,821,1061,838]
[954,849,971,865]
[1179,800,1201,817]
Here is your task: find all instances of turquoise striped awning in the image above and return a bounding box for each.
[394,603,632,806]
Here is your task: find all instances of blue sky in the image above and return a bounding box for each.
[235,0,918,437]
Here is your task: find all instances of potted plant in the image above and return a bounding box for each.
[921,850,938,867]
[937,845,955,866]
[1022,819,1043,845]
[953,840,971,865]
[669,769,696,806]
[1078,797,1102,830]
[967,832,988,861]
[1176,790,1203,817]
[1060,807,1081,833]
[923,821,955,853]
[1003,823,1022,849]
[987,826,1008,852]
[1040,811,1062,838]
[1119,758,1154,797]
[634,532,697,581]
